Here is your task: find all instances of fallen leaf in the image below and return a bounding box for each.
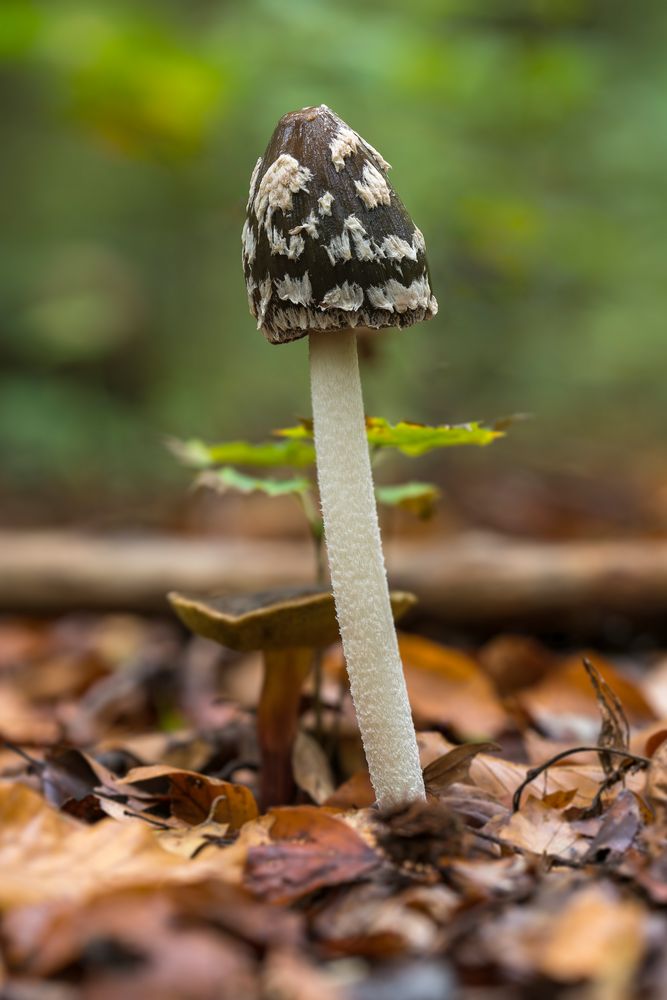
[261,949,344,1000]
[418,731,603,810]
[584,790,641,863]
[4,884,265,998]
[312,881,456,957]
[640,655,667,718]
[325,770,374,810]
[484,880,648,990]
[519,652,654,742]
[645,737,667,827]
[0,683,60,745]
[582,657,630,776]
[398,634,507,738]
[244,806,380,903]
[0,783,241,911]
[423,742,500,798]
[292,730,335,804]
[478,634,555,696]
[539,883,647,986]
[488,795,589,860]
[117,765,258,830]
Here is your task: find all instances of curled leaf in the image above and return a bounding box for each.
[582,657,630,777]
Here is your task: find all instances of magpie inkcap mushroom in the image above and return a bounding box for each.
[242,104,438,343]
[242,107,436,808]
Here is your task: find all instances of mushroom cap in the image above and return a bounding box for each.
[169,586,417,651]
[242,105,438,344]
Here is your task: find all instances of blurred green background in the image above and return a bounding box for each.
[1,0,665,529]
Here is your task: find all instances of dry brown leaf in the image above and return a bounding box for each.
[478,634,555,696]
[418,731,603,809]
[423,741,500,798]
[645,737,667,827]
[398,633,507,738]
[325,770,375,810]
[0,683,61,745]
[485,880,648,993]
[244,805,380,903]
[261,949,344,1000]
[4,885,263,998]
[0,783,240,911]
[488,795,590,860]
[292,730,335,804]
[539,883,647,987]
[640,656,667,718]
[117,765,258,830]
[582,657,630,776]
[311,881,455,957]
[584,790,641,863]
[519,652,654,742]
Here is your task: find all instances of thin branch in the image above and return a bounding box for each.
[511,745,650,813]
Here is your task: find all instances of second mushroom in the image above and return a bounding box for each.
[242,105,438,808]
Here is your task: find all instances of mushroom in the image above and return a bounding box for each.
[168,587,416,809]
[241,106,437,809]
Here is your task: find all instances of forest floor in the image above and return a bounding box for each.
[0,605,666,999]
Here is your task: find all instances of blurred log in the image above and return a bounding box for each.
[1,531,667,633]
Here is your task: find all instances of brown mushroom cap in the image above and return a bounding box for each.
[168,586,417,651]
[242,105,438,344]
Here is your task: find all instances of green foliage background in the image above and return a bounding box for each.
[1,0,665,519]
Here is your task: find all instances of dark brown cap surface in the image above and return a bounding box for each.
[242,105,438,344]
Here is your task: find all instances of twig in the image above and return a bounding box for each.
[511,745,650,813]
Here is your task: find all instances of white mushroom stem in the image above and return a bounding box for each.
[309,329,426,808]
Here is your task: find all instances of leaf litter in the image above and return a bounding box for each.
[0,615,667,997]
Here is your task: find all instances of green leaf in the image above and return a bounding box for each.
[376,481,441,519]
[274,421,314,441]
[198,467,311,498]
[275,417,505,455]
[364,417,503,454]
[168,437,315,469]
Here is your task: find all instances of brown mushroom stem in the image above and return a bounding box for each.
[257,646,312,809]
[309,329,426,808]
